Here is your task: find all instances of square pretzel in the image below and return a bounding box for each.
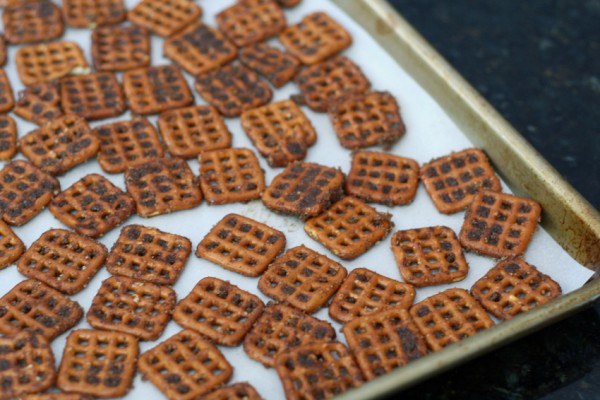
[202,383,262,400]
[164,21,237,76]
[216,0,286,47]
[173,277,265,346]
[92,25,151,72]
[0,160,60,226]
[239,43,301,88]
[17,229,108,295]
[56,329,138,398]
[295,56,370,112]
[15,42,89,86]
[410,288,495,352]
[158,105,232,159]
[128,0,202,37]
[0,279,84,340]
[459,191,542,258]
[49,174,136,238]
[87,276,177,340]
[329,91,406,150]
[195,64,273,118]
[196,213,286,277]
[123,65,194,115]
[62,0,126,28]
[106,224,192,285]
[0,70,15,113]
[243,302,336,367]
[342,307,427,380]
[14,82,63,126]
[240,100,317,167]
[138,330,232,400]
[0,220,24,269]
[19,115,99,176]
[471,258,562,320]
[421,148,502,214]
[0,114,17,160]
[328,267,415,323]
[258,245,347,313]
[391,226,469,287]
[199,148,265,205]
[94,117,165,174]
[125,157,203,217]
[304,196,393,260]
[2,1,64,44]
[280,11,352,65]
[60,72,126,121]
[262,162,345,220]
[346,151,419,206]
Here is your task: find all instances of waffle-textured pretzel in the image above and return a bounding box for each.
[62,0,126,28]
[16,393,94,399]
[0,279,84,340]
[60,72,126,121]
[294,55,370,112]
[128,0,202,37]
[49,173,136,238]
[262,162,345,220]
[0,70,15,113]
[0,35,5,66]
[304,196,393,260]
[203,382,262,400]
[0,114,17,160]
[471,258,562,320]
[280,11,352,65]
[0,332,56,399]
[123,65,194,115]
[106,224,192,285]
[0,160,60,226]
[14,82,63,125]
[258,245,347,313]
[2,1,64,44]
[56,329,139,398]
[195,63,273,118]
[158,105,232,159]
[16,42,89,86]
[329,91,406,150]
[92,25,151,72]
[0,220,24,269]
[199,148,265,205]
[94,118,164,174]
[125,157,203,217]
[239,43,301,88]
[17,229,108,294]
[173,277,265,346]
[164,21,237,76]
[138,329,232,400]
[346,151,419,206]
[459,191,542,258]
[421,148,502,214]
[240,100,317,167]
[342,307,427,380]
[409,288,494,352]
[216,0,285,48]
[87,276,177,340]
[328,267,415,323]
[19,114,99,176]
[391,226,469,287]
[243,302,336,367]
[197,213,286,277]
[274,341,364,400]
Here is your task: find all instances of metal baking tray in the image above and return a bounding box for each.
[332,1,600,398]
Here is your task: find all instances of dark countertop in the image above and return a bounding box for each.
[385,1,600,399]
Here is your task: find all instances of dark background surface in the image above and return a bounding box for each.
[385,1,600,399]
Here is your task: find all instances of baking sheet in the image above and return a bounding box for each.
[0,0,595,399]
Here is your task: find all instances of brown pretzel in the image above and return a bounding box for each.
[0,70,15,113]
[92,25,151,72]
[138,329,232,400]
[173,277,265,346]
[16,393,94,400]
[14,82,63,125]
[17,229,108,294]
[0,220,24,269]
[239,43,301,88]
[471,258,562,320]
[0,114,17,160]
[276,0,301,6]
[0,35,5,66]
[328,267,415,323]
[203,383,262,400]
[216,0,286,47]
[459,190,542,258]
[128,0,202,37]
[62,0,126,28]
[2,1,64,44]
[16,42,89,86]
[60,72,127,121]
